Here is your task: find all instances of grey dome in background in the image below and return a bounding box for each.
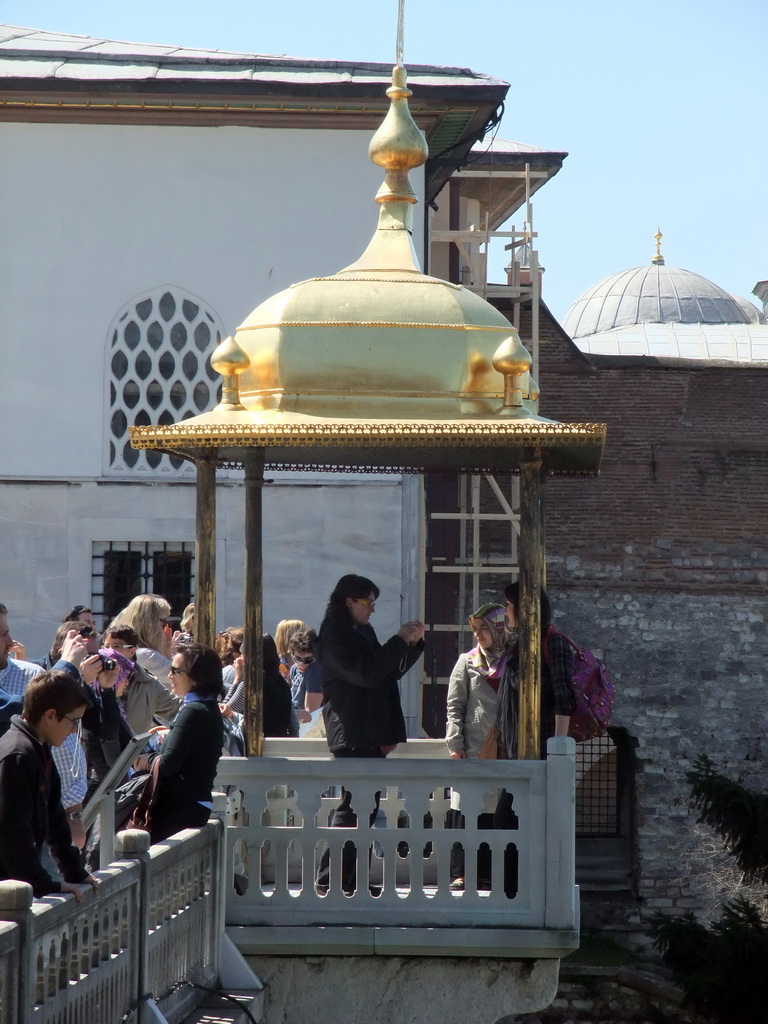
[730,293,766,325]
[562,264,752,340]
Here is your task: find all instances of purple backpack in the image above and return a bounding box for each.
[544,629,615,742]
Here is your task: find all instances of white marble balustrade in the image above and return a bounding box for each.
[0,822,227,1024]
[215,737,578,957]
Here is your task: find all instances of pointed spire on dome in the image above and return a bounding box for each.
[340,3,428,276]
[368,0,427,207]
[368,64,429,209]
[651,228,665,265]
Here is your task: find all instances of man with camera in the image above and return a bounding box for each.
[47,621,120,848]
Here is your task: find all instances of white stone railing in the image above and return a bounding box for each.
[216,737,578,959]
[0,740,577,1021]
[0,822,225,1024]
[0,920,20,1023]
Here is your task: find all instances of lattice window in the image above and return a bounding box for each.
[106,287,224,475]
[91,541,195,626]
[575,733,620,836]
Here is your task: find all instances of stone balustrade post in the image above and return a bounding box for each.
[0,880,34,1023]
[115,830,154,1023]
[544,735,577,930]
[209,798,229,958]
[211,790,228,825]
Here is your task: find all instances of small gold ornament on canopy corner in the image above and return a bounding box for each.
[492,335,533,416]
[211,336,251,411]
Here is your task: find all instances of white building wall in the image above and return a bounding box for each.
[0,119,426,728]
[8,475,409,657]
[1,122,423,478]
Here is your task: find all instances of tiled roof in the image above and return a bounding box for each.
[470,137,565,156]
[0,24,508,90]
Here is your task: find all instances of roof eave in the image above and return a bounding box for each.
[128,416,606,476]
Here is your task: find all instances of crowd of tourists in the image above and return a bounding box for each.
[0,574,575,900]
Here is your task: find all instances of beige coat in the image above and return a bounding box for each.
[445,653,501,759]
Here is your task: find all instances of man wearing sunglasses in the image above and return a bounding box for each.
[288,627,323,724]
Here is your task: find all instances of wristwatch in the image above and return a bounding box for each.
[68,810,83,823]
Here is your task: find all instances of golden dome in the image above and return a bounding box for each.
[235,64,536,422]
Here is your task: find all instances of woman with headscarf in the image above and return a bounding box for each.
[445,603,510,761]
[444,603,510,891]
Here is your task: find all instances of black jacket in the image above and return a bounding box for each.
[147,698,224,842]
[0,716,88,896]
[317,620,424,753]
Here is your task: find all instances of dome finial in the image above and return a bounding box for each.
[340,0,427,274]
[651,228,665,265]
[368,0,428,207]
[368,66,429,206]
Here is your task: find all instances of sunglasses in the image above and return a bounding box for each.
[292,655,315,665]
[353,598,376,608]
[169,665,186,676]
[108,643,136,650]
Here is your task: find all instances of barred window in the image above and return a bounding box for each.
[576,733,620,836]
[106,287,224,475]
[91,541,195,626]
[575,728,636,892]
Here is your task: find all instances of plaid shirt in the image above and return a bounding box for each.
[0,659,39,697]
[542,632,577,718]
[0,659,87,807]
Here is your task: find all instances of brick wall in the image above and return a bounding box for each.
[530,305,768,593]
[487,301,768,943]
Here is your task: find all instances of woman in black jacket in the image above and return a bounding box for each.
[315,574,424,894]
[143,642,224,844]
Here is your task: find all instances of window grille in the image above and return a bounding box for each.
[91,541,195,626]
[106,287,224,475]
[575,733,620,836]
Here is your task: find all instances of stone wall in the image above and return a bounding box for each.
[556,589,766,945]
[509,964,702,1024]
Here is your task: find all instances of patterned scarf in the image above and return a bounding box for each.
[467,603,510,683]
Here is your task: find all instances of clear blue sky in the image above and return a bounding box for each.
[3,0,766,319]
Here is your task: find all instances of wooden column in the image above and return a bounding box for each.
[518,448,544,759]
[195,455,217,647]
[243,449,265,756]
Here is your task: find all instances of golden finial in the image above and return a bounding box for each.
[367,4,427,205]
[368,64,429,206]
[651,228,664,265]
[340,1,427,274]
[492,335,533,416]
[210,335,251,410]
